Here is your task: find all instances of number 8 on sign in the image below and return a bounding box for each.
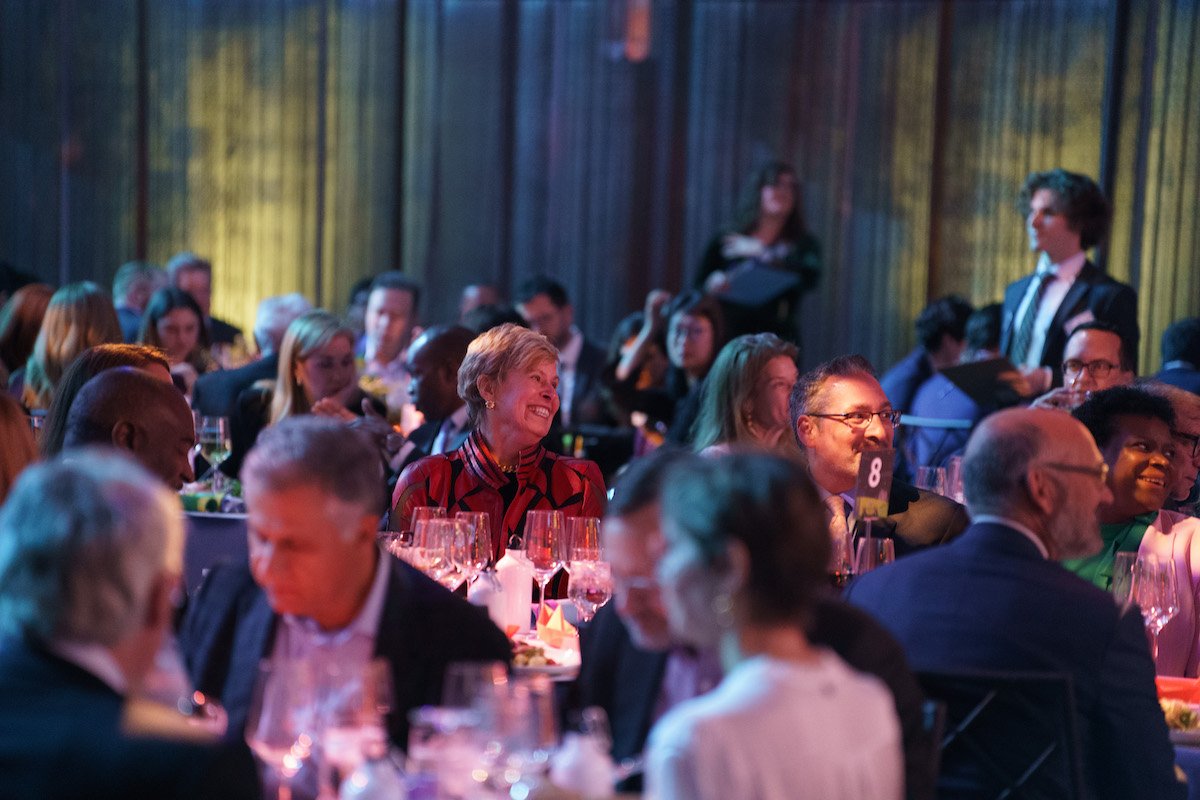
[855,448,895,521]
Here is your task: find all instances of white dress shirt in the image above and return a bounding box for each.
[557,327,584,427]
[1013,250,1088,369]
[431,404,470,456]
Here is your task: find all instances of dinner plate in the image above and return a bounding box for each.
[513,662,581,681]
[1170,728,1200,746]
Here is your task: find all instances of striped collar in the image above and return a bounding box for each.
[461,429,546,489]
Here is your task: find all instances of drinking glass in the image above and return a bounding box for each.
[525,510,566,622]
[565,516,602,574]
[854,537,895,575]
[1132,554,1180,663]
[944,456,965,504]
[318,659,393,788]
[566,561,612,623]
[414,519,459,589]
[245,660,317,800]
[455,511,494,587]
[1110,551,1138,610]
[913,466,946,497]
[193,415,232,493]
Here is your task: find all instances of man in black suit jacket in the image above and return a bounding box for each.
[845,407,1183,800]
[0,452,260,799]
[791,355,968,558]
[193,293,312,419]
[568,449,937,799]
[179,417,510,752]
[392,324,475,472]
[1000,169,1138,391]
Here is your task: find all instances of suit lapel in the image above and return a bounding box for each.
[1041,261,1099,364]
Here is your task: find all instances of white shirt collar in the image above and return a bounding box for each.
[45,638,128,695]
[1035,250,1087,281]
[971,514,1050,558]
[558,327,584,370]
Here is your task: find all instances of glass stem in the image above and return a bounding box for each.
[537,578,548,629]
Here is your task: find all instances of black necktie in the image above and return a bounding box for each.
[1009,272,1053,365]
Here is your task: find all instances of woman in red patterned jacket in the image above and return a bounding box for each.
[391,323,606,566]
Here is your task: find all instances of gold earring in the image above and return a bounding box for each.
[485,399,496,410]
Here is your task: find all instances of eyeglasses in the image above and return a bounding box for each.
[1173,430,1200,459]
[1042,461,1110,484]
[1062,358,1118,378]
[805,409,903,429]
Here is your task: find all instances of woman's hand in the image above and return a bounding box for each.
[721,233,765,260]
[310,397,357,421]
[642,289,672,330]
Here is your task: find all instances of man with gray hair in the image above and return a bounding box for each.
[0,451,260,798]
[845,407,1183,799]
[112,260,168,343]
[179,416,510,753]
[192,292,313,419]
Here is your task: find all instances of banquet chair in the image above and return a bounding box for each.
[917,669,1085,800]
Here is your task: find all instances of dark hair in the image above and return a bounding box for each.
[41,344,171,457]
[788,354,877,434]
[606,446,690,518]
[138,287,210,352]
[1072,386,1175,450]
[915,295,974,352]
[1017,169,1112,250]
[1161,317,1200,365]
[660,452,828,624]
[1065,320,1135,372]
[732,161,810,243]
[0,283,54,375]
[665,291,726,356]
[515,275,569,308]
[965,303,1003,353]
[461,304,528,335]
[368,271,421,311]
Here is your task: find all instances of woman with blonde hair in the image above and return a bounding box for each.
[17,282,122,410]
[691,333,799,455]
[393,323,605,562]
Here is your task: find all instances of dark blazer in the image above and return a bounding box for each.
[844,521,1184,800]
[569,338,613,427]
[193,353,279,419]
[1156,365,1200,396]
[397,414,472,473]
[862,478,969,558]
[1000,261,1139,382]
[178,555,511,751]
[0,637,260,800]
[571,597,936,800]
[208,315,243,347]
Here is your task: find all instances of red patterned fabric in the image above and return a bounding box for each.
[391,430,606,565]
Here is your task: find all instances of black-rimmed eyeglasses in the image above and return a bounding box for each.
[805,409,903,429]
[1042,461,1110,483]
[1062,358,1118,378]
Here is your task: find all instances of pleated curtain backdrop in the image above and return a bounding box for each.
[1,0,1198,372]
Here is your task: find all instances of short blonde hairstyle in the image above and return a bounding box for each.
[458,323,558,429]
[23,283,122,410]
[270,310,356,425]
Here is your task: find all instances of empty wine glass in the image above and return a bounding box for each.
[245,660,317,800]
[1110,551,1138,610]
[318,658,393,788]
[854,536,895,575]
[525,510,566,623]
[913,466,946,496]
[1132,554,1180,663]
[565,516,602,574]
[413,519,458,588]
[567,561,612,623]
[194,415,231,493]
[454,511,493,588]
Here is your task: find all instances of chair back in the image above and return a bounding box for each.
[917,669,1085,800]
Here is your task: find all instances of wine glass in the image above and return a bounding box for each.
[318,659,393,789]
[565,516,602,574]
[854,536,895,575]
[413,519,457,588]
[1132,554,1180,663]
[913,466,946,496]
[567,561,612,623]
[194,415,232,493]
[245,660,317,800]
[454,511,493,588]
[525,510,566,623]
[1110,551,1138,610]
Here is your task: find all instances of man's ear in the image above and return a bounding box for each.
[1024,464,1057,517]
[795,416,817,449]
[111,419,140,452]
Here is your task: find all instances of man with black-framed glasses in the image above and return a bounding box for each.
[790,355,968,557]
[1032,321,1134,409]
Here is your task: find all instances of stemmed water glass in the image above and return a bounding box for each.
[318,659,393,791]
[1110,551,1138,611]
[413,519,459,589]
[567,561,612,623]
[1132,554,1180,663]
[525,510,566,623]
[194,415,232,494]
[565,516,602,573]
[386,506,446,564]
[454,511,493,588]
[245,660,317,800]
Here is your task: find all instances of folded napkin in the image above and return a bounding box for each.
[536,603,578,650]
[1157,676,1200,703]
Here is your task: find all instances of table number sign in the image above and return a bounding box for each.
[854,447,894,521]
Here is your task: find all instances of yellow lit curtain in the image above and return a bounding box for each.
[0,0,1197,371]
